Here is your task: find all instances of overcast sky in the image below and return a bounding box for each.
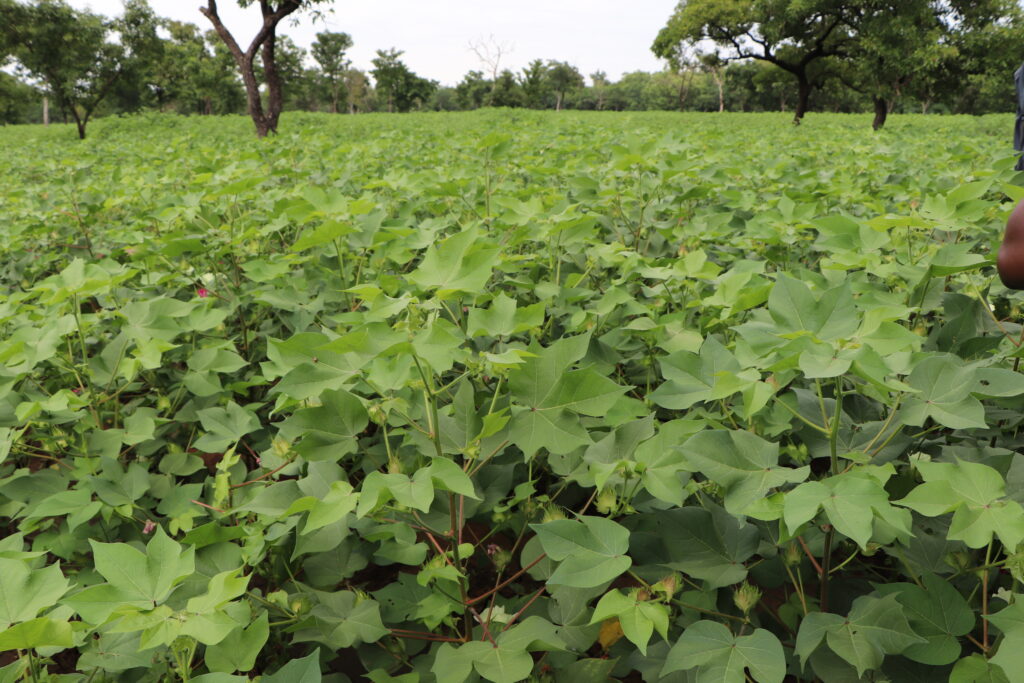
[64,1,676,86]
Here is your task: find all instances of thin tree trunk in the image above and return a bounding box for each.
[793,75,811,124]
[261,24,283,133]
[556,92,563,111]
[714,73,724,112]
[200,0,301,137]
[70,107,86,139]
[42,96,49,126]
[872,97,888,130]
[921,98,932,114]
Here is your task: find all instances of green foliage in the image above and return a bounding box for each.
[2,108,1024,680]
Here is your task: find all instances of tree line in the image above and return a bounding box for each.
[1,0,1023,138]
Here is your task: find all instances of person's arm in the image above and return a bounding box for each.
[998,199,1024,289]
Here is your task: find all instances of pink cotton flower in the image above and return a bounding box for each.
[197,288,209,298]
[143,520,157,534]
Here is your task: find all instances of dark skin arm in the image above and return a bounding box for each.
[998,199,1024,289]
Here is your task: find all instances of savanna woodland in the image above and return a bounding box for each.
[7,0,1024,681]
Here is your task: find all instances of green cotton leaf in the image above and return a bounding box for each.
[409,228,501,296]
[784,471,909,550]
[466,292,545,338]
[63,583,152,625]
[589,589,669,655]
[261,648,322,683]
[986,596,1024,679]
[662,620,785,683]
[289,592,388,650]
[875,574,974,665]
[634,420,699,506]
[767,274,857,341]
[181,611,240,646]
[204,612,271,673]
[76,631,152,672]
[900,355,986,430]
[795,594,926,677]
[278,388,369,462]
[425,457,479,499]
[0,617,73,650]
[196,401,260,451]
[88,527,195,604]
[626,506,758,589]
[973,367,1024,398]
[897,460,1024,549]
[650,337,757,410]
[303,481,358,535]
[927,243,988,276]
[235,481,302,517]
[680,429,808,516]
[950,654,1010,683]
[356,470,435,517]
[531,516,631,588]
[508,334,625,456]
[456,641,534,683]
[432,617,562,683]
[271,363,347,401]
[185,569,249,614]
[0,559,70,629]
[412,319,466,374]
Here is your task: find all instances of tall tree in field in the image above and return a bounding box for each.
[546,61,584,111]
[0,0,127,139]
[699,52,727,112]
[371,48,405,113]
[371,48,435,113]
[343,68,370,113]
[590,71,609,111]
[520,59,550,108]
[653,0,858,123]
[199,0,332,137]
[835,1,950,129]
[311,31,352,113]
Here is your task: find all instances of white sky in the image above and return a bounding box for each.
[65,1,676,86]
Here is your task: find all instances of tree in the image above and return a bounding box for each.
[490,69,524,108]
[590,71,609,110]
[546,61,584,111]
[343,68,370,113]
[653,0,858,123]
[371,48,405,113]
[0,0,128,139]
[699,52,726,112]
[520,59,550,108]
[311,31,352,113]
[107,0,167,113]
[455,70,491,110]
[468,35,511,106]
[371,48,435,113]
[199,0,331,137]
[160,22,245,115]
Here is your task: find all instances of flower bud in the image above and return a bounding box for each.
[594,488,617,515]
[733,582,762,615]
[541,505,566,523]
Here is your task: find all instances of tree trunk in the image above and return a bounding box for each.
[261,27,284,133]
[715,75,724,112]
[556,91,563,111]
[330,83,339,113]
[872,97,888,130]
[921,98,932,114]
[200,0,302,137]
[793,76,811,124]
[42,96,49,126]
